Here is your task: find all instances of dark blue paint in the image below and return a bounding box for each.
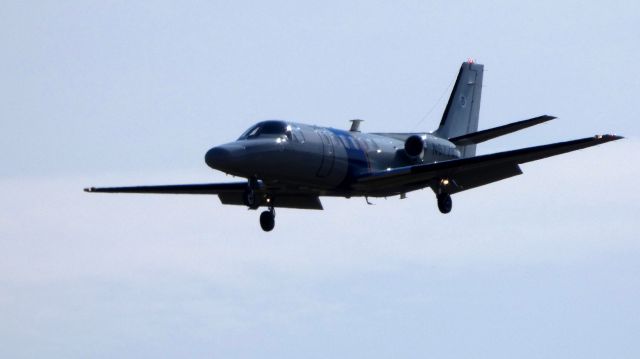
[327,128,370,188]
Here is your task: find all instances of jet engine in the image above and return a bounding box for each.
[404,135,425,158]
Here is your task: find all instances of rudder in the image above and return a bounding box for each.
[434,61,484,157]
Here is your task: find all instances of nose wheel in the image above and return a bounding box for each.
[437,193,452,214]
[259,207,275,232]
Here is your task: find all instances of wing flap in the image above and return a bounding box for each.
[218,193,323,210]
[446,163,523,194]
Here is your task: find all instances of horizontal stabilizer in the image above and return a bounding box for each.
[449,115,555,146]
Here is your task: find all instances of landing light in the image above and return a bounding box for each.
[441,179,450,186]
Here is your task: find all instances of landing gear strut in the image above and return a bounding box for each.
[242,177,275,231]
[259,207,275,232]
[242,176,260,209]
[242,188,258,209]
[437,193,452,214]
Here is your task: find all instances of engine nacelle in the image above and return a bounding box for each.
[404,135,425,158]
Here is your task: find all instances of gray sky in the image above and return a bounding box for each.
[1,1,639,358]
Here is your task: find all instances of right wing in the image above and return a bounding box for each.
[84,182,248,194]
[355,134,623,194]
[84,182,323,210]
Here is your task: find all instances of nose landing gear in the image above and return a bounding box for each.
[242,177,260,209]
[241,177,276,232]
[242,188,259,209]
[259,207,275,232]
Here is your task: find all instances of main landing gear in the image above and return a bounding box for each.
[259,207,276,232]
[437,193,452,214]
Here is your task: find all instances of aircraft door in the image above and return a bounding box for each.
[316,130,335,177]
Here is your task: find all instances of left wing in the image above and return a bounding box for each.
[355,134,623,193]
[84,182,323,210]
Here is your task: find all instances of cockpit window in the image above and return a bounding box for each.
[241,125,260,139]
[238,120,291,140]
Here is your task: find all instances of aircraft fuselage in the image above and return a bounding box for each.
[205,120,460,197]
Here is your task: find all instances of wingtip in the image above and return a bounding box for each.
[84,187,95,193]
[595,134,624,141]
[540,114,557,121]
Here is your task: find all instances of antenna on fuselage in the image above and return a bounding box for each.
[349,119,364,132]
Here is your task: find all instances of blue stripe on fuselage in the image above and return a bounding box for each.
[327,128,369,188]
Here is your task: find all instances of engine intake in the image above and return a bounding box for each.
[404,135,424,157]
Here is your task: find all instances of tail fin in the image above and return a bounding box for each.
[434,61,484,157]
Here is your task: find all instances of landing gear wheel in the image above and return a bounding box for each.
[437,193,452,214]
[243,189,258,209]
[259,210,275,232]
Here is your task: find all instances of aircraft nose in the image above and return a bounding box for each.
[205,146,233,170]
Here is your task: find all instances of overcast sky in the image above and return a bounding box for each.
[1,1,639,358]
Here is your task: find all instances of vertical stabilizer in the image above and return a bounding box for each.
[434,61,484,157]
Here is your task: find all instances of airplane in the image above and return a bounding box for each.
[85,61,622,232]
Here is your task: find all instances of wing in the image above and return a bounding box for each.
[84,182,323,210]
[355,134,623,194]
[84,182,248,194]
